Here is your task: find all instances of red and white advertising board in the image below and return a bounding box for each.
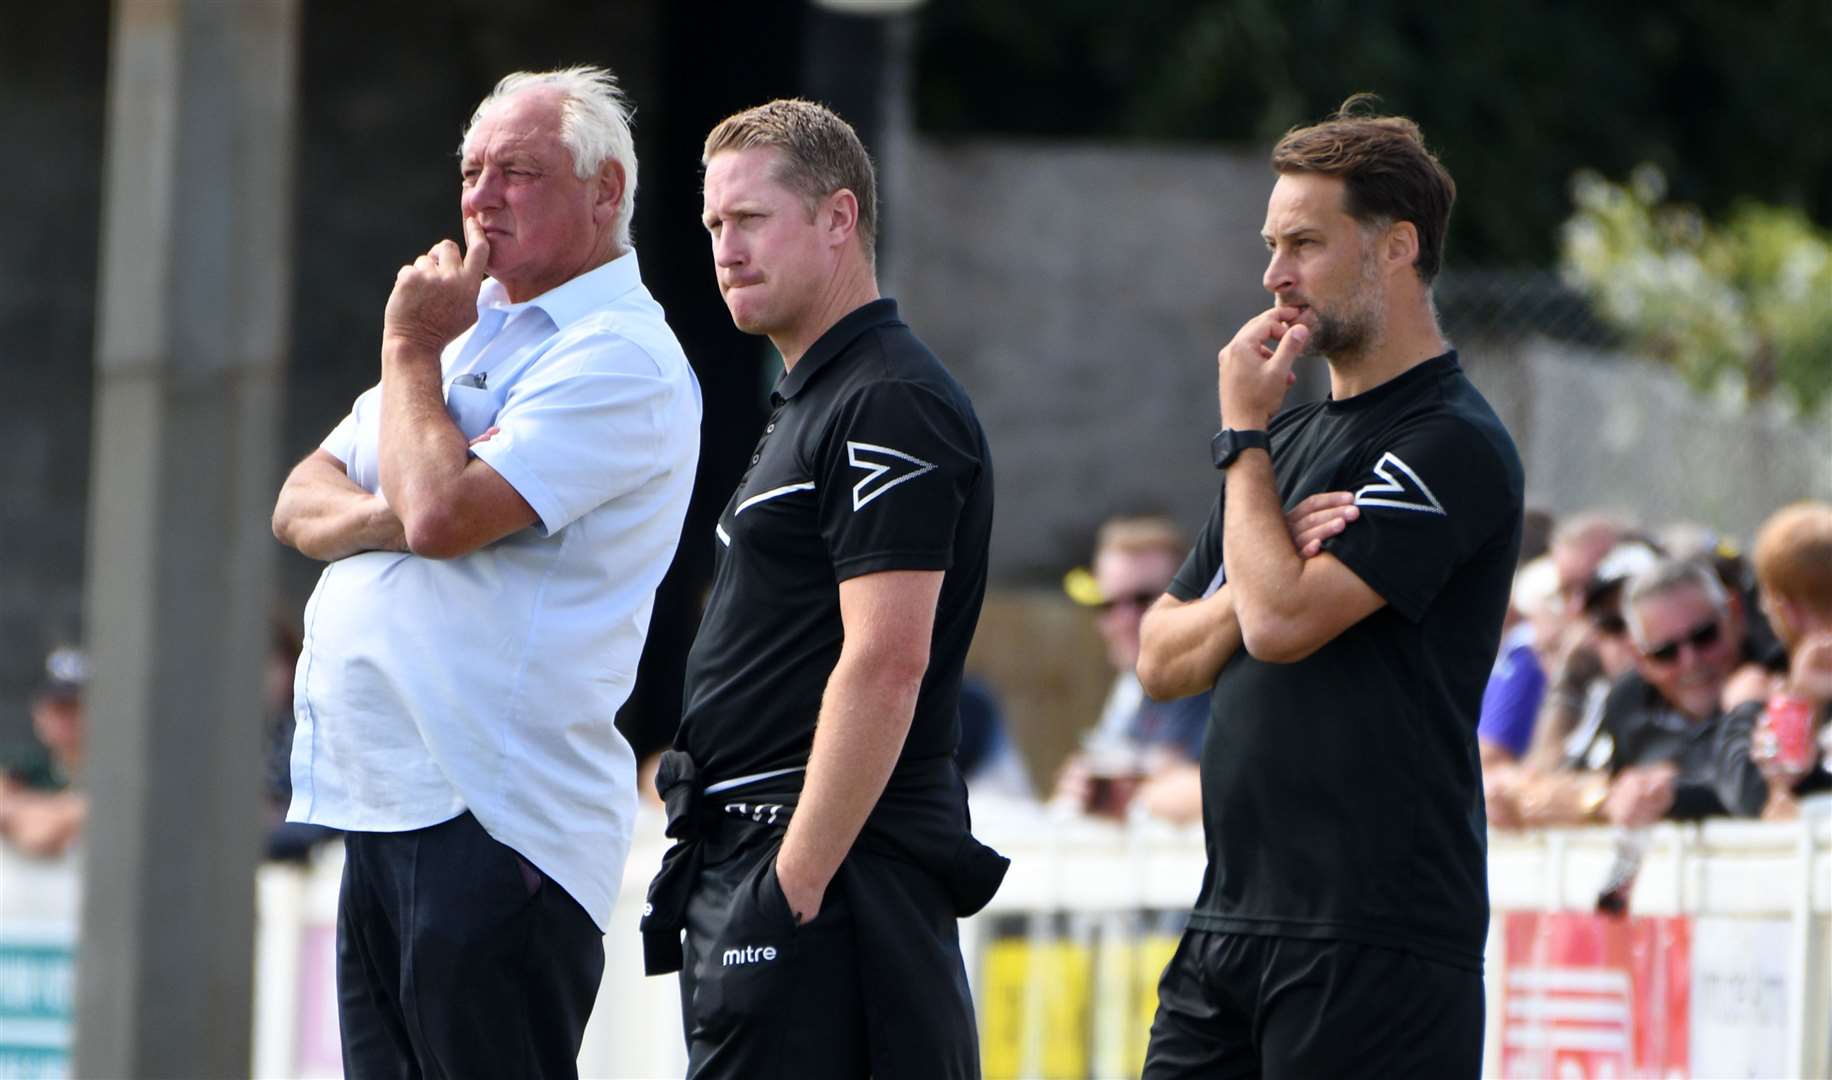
[1501,911,1689,1079]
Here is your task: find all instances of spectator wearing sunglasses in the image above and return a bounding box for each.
[1053,514,1212,822]
[1595,558,1769,826]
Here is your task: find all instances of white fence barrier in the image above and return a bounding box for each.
[3,798,1827,1078]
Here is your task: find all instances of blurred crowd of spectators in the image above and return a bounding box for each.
[7,501,1828,859]
[1479,503,1832,831]
[996,499,1831,835]
[1,618,339,863]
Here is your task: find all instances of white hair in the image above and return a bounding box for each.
[1623,558,1729,649]
[463,65,639,249]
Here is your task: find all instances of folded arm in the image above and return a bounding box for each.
[375,223,537,559]
[272,449,406,561]
[1222,451,1385,662]
[1137,587,1243,700]
[377,342,537,559]
[1137,488,1365,697]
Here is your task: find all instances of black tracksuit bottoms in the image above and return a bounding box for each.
[678,827,982,1080]
[1143,929,1484,1079]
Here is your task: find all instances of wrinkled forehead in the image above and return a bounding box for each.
[463,89,567,164]
[1262,172,1351,238]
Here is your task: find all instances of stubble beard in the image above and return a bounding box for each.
[1304,246,1387,361]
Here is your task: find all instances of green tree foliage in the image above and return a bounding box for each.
[1560,166,1832,414]
[914,0,1832,270]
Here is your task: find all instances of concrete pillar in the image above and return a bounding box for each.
[75,1,299,1075]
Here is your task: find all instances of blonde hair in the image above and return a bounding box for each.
[1095,515,1188,563]
[703,99,878,263]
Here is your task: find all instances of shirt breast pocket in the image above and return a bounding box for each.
[445,379,504,441]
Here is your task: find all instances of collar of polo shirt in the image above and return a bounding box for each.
[476,248,646,329]
[774,298,903,403]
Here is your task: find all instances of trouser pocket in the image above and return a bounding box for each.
[687,838,797,1037]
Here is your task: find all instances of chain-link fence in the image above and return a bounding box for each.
[896,138,1832,582]
[1439,271,1832,546]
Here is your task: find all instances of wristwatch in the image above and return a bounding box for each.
[1211,428,1270,469]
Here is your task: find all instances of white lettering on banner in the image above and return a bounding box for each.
[722,945,778,967]
[0,949,73,1014]
[1689,916,1791,1079]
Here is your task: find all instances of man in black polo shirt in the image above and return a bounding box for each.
[1596,557,1769,824]
[1135,97,1524,1076]
[639,99,1004,1080]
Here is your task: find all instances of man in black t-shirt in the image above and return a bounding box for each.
[1594,558,1763,824]
[1136,98,1523,1077]
[639,100,1004,1080]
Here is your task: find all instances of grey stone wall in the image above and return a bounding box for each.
[886,137,1832,583]
[886,138,1326,580]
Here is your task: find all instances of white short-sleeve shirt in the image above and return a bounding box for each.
[288,250,701,929]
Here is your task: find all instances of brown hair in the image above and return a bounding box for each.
[1753,501,1832,613]
[703,99,878,262]
[1271,94,1456,284]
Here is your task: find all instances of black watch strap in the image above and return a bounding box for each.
[1211,428,1271,469]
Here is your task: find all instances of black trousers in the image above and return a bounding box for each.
[1143,930,1484,1080]
[678,829,870,1080]
[336,812,605,1080]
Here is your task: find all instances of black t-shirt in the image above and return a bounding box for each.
[1168,352,1522,971]
[1599,675,1734,818]
[677,299,994,782]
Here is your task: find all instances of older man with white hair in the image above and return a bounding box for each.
[1597,558,1767,826]
[272,66,700,1078]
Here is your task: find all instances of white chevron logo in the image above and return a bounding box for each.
[846,441,936,510]
[1353,451,1446,515]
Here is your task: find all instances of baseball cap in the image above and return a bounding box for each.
[1583,541,1663,613]
[37,646,90,699]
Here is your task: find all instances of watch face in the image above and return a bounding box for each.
[1213,429,1267,469]
[1212,431,1238,469]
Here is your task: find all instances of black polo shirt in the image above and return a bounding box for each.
[1599,674,1734,819]
[676,299,993,783]
[1167,351,1523,972]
